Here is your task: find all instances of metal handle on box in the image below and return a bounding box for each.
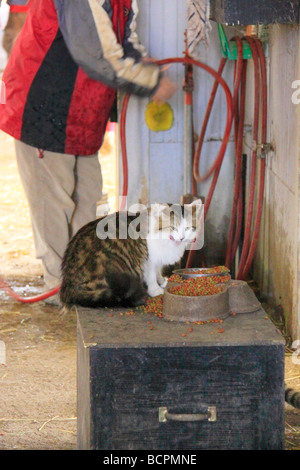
[159,406,216,423]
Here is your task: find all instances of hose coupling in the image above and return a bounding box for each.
[253,141,272,159]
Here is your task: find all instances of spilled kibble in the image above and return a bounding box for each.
[141,295,164,317]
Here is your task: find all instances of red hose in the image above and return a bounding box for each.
[229,62,247,264]
[120,93,130,211]
[225,38,247,266]
[185,37,267,276]
[0,279,60,303]
[239,37,267,280]
[191,57,227,186]
[236,37,260,279]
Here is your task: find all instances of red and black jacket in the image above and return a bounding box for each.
[0,0,161,155]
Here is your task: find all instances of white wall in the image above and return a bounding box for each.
[0,1,9,70]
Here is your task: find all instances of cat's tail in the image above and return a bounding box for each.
[285,385,300,409]
[60,272,147,309]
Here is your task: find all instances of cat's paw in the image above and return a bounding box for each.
[158,277,168,288]
[148,285,164,297]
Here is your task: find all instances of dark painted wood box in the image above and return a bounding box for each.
[210,0,299,25]
[77,300,285,450]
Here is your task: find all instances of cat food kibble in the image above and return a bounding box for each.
[169,277,225,296]
[183,265,228,274]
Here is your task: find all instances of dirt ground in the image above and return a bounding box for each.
[0,130,117,450]
[0,131,299,450]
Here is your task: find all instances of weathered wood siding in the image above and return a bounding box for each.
[253,24,300,340]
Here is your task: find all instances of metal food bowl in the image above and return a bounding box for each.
[172,267,230,280]
[163,280,261,322]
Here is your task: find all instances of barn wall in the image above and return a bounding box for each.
[253,24,300,340]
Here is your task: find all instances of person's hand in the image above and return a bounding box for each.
[141,58,178,103]
[152,74,178,103]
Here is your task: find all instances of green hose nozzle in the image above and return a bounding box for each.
[217,24,252,60]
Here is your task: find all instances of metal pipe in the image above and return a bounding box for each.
[183,61,194,198]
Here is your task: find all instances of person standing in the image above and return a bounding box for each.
[0,0,177,304]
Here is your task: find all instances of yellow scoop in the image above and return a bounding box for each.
[145,101,174,132]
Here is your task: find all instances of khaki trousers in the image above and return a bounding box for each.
[15,140,102,289]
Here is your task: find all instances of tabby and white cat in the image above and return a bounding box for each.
[60,200,201,308]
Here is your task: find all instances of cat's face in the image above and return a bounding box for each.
[149,200,202,245]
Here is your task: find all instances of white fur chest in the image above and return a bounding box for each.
[146,237,187,267]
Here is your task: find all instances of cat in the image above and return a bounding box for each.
[60,200,202,308]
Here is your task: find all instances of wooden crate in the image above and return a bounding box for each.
[77,299,285,450]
